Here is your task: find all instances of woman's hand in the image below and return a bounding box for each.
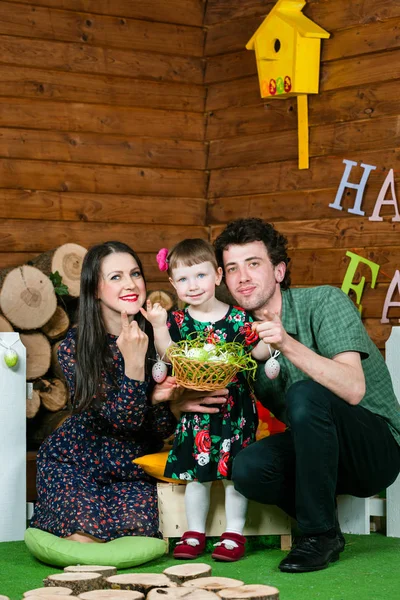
[117,311,148,381]
[151,377,229,418]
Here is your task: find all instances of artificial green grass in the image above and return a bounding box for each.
[1,534,400,600]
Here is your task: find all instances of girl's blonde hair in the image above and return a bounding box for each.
[167,239,218,276]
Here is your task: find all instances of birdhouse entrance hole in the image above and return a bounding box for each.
[274,39,281,53]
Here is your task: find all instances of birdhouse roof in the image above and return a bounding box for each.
[247,0,330,50]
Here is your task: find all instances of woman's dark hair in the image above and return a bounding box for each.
[73,241,154,413]
[214,218,291,290]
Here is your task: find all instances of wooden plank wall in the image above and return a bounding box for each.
[204,0,400,350]
[0,0,208,290]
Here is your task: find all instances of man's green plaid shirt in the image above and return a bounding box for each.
[254,286,400,446]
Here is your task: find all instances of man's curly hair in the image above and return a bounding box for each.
[214,218,291,290]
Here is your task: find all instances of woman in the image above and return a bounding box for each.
[30,241,177,542]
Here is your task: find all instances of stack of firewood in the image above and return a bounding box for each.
[0,243,87,447]
[8,564,280,600]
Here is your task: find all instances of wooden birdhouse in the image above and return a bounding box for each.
[246,0,330,169]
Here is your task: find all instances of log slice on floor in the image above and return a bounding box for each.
[182,579,244,593]
[24,588,74,597]
[106,574,174,594]
[217,586,280,600]
[148,588,219,600]
[79,591,144,600]
[163,564,212,584]
[64,566,117,578]
[0,265,57,329]
[43,573,103,595]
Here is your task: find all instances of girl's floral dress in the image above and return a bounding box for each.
[30,328,176,541]
[164,306,259,483]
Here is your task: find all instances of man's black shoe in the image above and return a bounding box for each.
[278,533,343,573]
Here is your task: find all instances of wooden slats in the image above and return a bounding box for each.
[204,14,264,57]
[0,65,205,112]
[0,128,206,170]
[211,216,400,251]
[0,220,208,253]
[0,190,207,225]
[208,114,400,169]
[205,0,400,32]
[0,1,205,56]
[0,35,203,84]
[8,0,206,27]
[0,98,204,140]
[207,179,399,224]
[0,159,207,197]
[208,147,400,198]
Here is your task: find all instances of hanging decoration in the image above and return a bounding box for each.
[265,345,281,380]
[0,338,19,368]
[246,0,330,169]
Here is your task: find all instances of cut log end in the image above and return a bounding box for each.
[44,573,103,596]
[0,315,13,332]
[52,243,87,298]
[79,591,144,600]
[0,265,57,329]
[42,306,70,340]
[147,589,219,600]
[217,585,280,600]
[107,574,173,593]
[182,579,244,593]
[37,378,68,412]
[24,588,74,597]
[20,332,51,380]
[163,564,212,584]
[64,565,117,578]
[147,290,176,312]
[26,388,41,419]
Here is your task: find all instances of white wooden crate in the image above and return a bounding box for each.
[157,480,292,550]
[338,326,400,536]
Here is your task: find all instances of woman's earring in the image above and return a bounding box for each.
[264,345,280,380]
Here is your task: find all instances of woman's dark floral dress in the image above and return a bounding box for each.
[30,328,176,541]
[164,306,259,483]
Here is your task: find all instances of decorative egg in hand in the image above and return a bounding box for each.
[265,357,280,380]
[152,360,168,383]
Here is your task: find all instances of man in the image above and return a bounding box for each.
[212,217,400,573]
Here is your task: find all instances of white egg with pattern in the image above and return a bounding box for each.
[152,360,168,383]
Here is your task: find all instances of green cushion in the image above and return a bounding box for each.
[24,528,166,569]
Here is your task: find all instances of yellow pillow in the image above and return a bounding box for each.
[133,451,186,484]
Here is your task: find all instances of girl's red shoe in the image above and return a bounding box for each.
[211,532,246,562]
[173,531,206,559]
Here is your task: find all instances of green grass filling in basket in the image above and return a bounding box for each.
[167,334,257,391]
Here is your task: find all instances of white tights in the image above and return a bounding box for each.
[184,480,247,538]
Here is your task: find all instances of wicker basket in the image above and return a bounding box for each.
[167,346,240,391]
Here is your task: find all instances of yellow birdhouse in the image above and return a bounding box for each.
[246,0,330,169]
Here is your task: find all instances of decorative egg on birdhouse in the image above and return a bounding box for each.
[246,0,330,169]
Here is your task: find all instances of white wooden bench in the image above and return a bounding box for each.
[338,326,400,536]
[157,480,292,550]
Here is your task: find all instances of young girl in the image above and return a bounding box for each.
[30,241,176,543]
[142,239,270,562]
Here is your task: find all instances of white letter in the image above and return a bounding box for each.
[381,270,400,324]
[369,169,400,222]
[329,159,376,215]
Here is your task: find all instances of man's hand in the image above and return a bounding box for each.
[150,376,228,417]
[252,309,288,352]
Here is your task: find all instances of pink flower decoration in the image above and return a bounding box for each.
[156,248,169,271]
